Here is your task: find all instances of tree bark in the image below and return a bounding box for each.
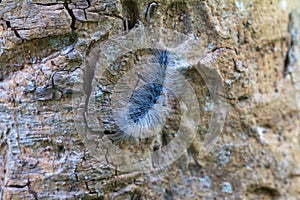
[1,0,300,199]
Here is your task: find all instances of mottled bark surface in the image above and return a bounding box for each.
[1,0,300,199]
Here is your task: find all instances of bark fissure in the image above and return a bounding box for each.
[6,184,27,188]
[83,0,91,20]
[12,28,24,40]
[0,18,24,39]
[32,3,61,6]
[63,1,76,31]
[27,180,38,200]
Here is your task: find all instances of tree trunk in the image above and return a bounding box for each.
[1,0,300,199]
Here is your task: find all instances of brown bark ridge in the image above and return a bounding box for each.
[1,0,300,199]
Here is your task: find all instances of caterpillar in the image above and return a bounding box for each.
[111,49,173,140]
[73,27,226,172]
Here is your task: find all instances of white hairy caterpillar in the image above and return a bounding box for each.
[73,27,227,172]
[111,49,181,140]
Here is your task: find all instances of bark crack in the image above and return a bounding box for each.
[6,184,27,188]
[83,0,91,20]
[12,28,24,40]
[7,181,39,200]
[0,18,24,40]
[27,179,38,200]
[85,182,97,194]
[63,1,76,31]
[50,66,80,100]
[32,3,61,6]
[0,18,11,28]
[85,0,91,7]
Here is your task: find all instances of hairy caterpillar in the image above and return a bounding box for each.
[73,27,226,172]
[111,49,174,140]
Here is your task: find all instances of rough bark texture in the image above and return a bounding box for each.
[1,0,300,199]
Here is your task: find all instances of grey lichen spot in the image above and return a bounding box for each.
[95,89,103,102]
[26,81,35,92]
[235,60,247,72]
[216,146,231,165]
[222,182,233,193]
[198,175,211,190]
[20,85,26,93]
